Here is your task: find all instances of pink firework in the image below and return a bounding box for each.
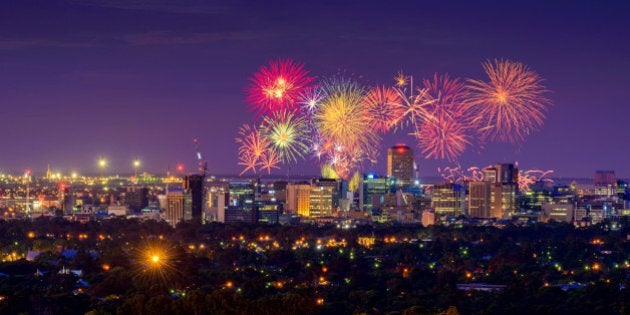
[246,58,315,116]
[438,165,484,183]
[363,85,404,133]
[415,115,471,162]
[518,169,554,192]
[415,74,476,161]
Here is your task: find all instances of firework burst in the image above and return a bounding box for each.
[261,110,309,163]
[414,74,476,161]
[246,58,315,116]
[466,59,551,143]
[312,78,380,178]
[363,85,404,133]
[236,124,269,175]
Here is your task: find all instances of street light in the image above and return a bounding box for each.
[98,158,107,178]
[133,159,141,180]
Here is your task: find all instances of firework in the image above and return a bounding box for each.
[415,115,471,161]
[438,165,484,183]
[262,110,309,163]
[321,164,340,179]
[298,86,324,114]
[518,169,554,192]
[415,74,475,161]
[312,78,381,178]
[363,85,404,133]
[246,58,315,116]
[259,148,281,174]
[236,124,269,175]
[466,59,550,143]
[393,86,434,128]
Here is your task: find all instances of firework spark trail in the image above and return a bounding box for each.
[259,148,281,174]
[261,110,309,163]
[246,58,315,117]
[393,86,434,129]
[438,165,484,183]
[466,59,551,143]
[518,169,554,192]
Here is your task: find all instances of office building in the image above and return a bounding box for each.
[166,190,192,228]
[359,174,395,213]
[468,163,518,218]
[387,144,414,186]
[432,183,466,217]
[183,174,205,221]
[286,182,311,216]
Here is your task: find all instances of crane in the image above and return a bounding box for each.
[193,137,208,176]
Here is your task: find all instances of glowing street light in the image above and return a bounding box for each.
[98,158,107,178]
[133,159,141,180]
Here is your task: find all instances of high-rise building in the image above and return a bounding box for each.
[224,181,257,223]
[469,181,491,218]
[387,144,414,186]
[166,190,192,228]
[309,178,338,217]
[468,163,518,218]
[359,174,395,213]
[286,182,311,216]
[124,187,148,212]
[183,174,205,221]
[432,183,466,217]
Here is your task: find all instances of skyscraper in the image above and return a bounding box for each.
[468,163,518,219]
[166,190,192,228]
[387,144,414,186]
[183,174,205,221]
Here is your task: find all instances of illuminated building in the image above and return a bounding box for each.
[359,174,395,213]
[594,170,616,197]
[422,209,436,227]
[309,178,338,217]
[286,182,311,216]
[166,190,192,228]
[468,163,518,218]
[387,144,414,186]
[540,203,574,223]
[224,181,257,223]
[432,183,465,217]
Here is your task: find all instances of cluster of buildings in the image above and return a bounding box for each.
[2,146,630,228]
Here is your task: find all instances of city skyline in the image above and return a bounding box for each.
[1,0,629,177]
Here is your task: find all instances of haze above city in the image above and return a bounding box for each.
[1,0,628,178]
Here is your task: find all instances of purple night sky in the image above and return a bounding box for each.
[1,0,628,178]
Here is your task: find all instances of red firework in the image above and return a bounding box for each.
[363,85,404,133]
[246,58,315,116]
